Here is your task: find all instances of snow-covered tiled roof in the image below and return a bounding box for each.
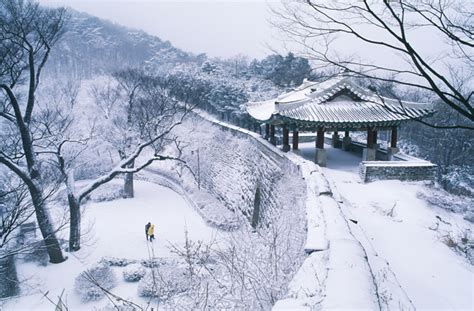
[246,75,435,128]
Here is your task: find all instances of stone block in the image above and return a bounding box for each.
[363,148,376,161]
[270,136,276,146]
[315,148,327,167]
[342,137,352,151]
[387,147,399,160]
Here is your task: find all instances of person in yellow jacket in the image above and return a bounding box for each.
[147,224,155,242]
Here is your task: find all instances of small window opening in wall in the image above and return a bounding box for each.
[251,186,261,229]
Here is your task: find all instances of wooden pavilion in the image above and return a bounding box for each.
[246,73,434,166]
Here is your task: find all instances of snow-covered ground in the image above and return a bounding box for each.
[4,180,219,310]
[295,142,474,310]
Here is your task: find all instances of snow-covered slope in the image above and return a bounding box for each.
[45,10,198,79]
[277,141,473,310]
[4,180,218,310]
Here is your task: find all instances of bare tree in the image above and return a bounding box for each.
[91,69,145,199]
[273,0,473,129]
[0,0,67,263]
[62,72,191,251]
[0,176,35,252]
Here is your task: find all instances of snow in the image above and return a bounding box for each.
[82,180,216,261]
[329,176,474,309]
[4,180,218,310]
[363,161,434,167]
[4,109,473,310]
[294,142,473,310]
[246,99,276,121]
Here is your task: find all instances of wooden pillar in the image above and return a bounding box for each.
[316,127,325,149]
[332,130,340,147]
[257,123,262,135]
[345,131,349,138]
[282,126,290,152]
[364,127,377,161]
[292,130,299,150]
[367,128,374,149]
[390,126,398,148]
[264,124,270,139]
[270,125,276,145]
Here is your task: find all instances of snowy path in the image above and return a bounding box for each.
[5,180,218,311]
[82,179,218,261]
[296,142,474,310]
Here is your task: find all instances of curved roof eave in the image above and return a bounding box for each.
[246,99,276,122]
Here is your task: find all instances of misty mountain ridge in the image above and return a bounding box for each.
[46,9,201,79]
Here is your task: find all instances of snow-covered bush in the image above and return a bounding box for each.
[55,182,124,206]
[122,264,146,282]
[137,263,188,300]
[100,256,135,267]
[85,183,124,202]
[140,257,176,268]
[75,263,116,302]
[417,186,473,220]
[100,303,136,311]
[441,165,474,197]
[441,230,474,264]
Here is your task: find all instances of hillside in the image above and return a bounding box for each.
[45,10,201,79]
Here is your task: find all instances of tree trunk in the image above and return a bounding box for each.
[30,184,66,263]
[68,194,81,252]
[123,161,135,199]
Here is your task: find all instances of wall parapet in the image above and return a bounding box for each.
[359,161,437,183]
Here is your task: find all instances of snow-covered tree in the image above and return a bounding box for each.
[0,0,68,263]
[59,71,190,251]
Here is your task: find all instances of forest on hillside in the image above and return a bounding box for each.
[38,9,473,197]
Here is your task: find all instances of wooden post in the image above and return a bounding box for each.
[282,126,290,152]
[367,128,374,149]
[264,124,270,139]
[342,130,351,150]
[270,125,276,145]
[292,130,299,150]
[332,130,340,147]
[391,126,398,148]
[372,129,378,145]
[316,127,324,149]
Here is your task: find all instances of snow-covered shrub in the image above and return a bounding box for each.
[417,186,473,220]
[100,256,135,267]
[100,303,136,311]
[441,165,474,197]
[75,263,116,302]
[140,257,176,269]
[54,182,124,207]
[86,183,124,202]
[441,230,474,264]
[137,263,188,300]
[122,264,146,282]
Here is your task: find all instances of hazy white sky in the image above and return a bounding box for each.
[38,0,282,59]
[37,0,455,83]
